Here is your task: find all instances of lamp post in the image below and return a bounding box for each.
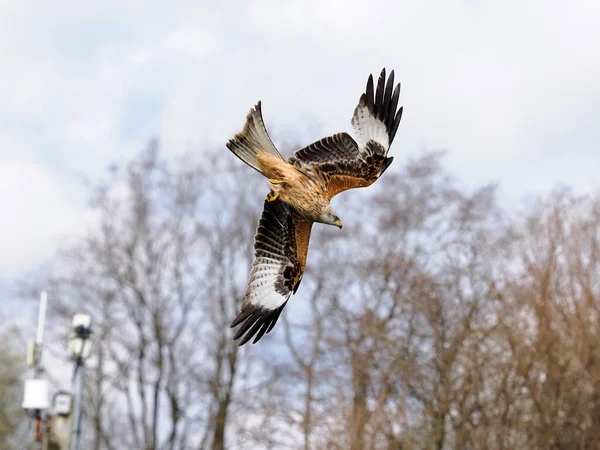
[68,314,92,450]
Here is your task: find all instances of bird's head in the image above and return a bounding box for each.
[323,207,343,230]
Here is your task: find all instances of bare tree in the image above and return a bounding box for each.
[35,141,265,450]
[497,189,600,449]
[0,320,31,449]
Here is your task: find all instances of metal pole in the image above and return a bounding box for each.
[35,292,47,373]
[34,292,47,450]
[70,361,84,450]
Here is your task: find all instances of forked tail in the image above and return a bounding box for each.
[226,101,285,175]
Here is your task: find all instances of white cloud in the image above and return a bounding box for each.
[0,155,82,275]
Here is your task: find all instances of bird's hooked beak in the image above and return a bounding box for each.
[334,219,343,230]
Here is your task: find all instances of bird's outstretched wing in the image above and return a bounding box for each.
[231,198,313,345]
[287,68,403,199]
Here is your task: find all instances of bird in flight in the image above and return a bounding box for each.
[226,68,403,345]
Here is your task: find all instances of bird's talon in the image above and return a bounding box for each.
[266,191,279,202]
[269,179,283,185]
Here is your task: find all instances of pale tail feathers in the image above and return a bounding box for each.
[226,101,284,175]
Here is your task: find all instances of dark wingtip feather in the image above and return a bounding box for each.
[375,68,386,120]
[389,106,403,144]
[233,313,260,340]
[230,308,253,328]
[383,70,394,124]
[365,75,374,111]
[387,83,401,131]
[252,321,271,344]
[358,93,367,107]
[241,317,266,345]
[378,68,387,89]
[231,301,289,346]
[266,305,285,334]
[379,156,394,177]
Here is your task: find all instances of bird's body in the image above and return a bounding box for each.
[257,152,333,225]
[225,68,404,345]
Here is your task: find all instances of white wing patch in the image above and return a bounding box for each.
[245,257,291,310]
[351,104,390,151]
[349,68,402,159]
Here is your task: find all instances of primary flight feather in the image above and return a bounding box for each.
[226,68,403,345]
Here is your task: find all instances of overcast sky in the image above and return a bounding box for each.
[1,0,599,298]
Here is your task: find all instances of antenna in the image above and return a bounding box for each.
[37,293,47,345]
[35,291,47,375]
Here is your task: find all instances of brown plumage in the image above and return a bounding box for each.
[256,152,331,224]
[225,68,403,345]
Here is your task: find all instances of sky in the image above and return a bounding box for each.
[1,0,599,314]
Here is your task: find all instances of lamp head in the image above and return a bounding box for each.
[68,314,93,361]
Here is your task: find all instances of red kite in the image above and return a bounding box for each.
[226,69,403,345]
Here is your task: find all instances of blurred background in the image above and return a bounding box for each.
[1,1,599,449]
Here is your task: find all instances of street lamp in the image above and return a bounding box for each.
[68,314,92,450]
[68,314,93,361]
